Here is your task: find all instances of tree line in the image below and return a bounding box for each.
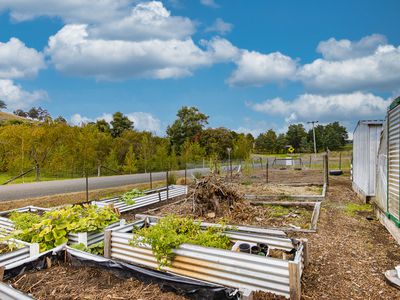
[0,106,253,180]
[0,104,349,181]
[254,122,348,153]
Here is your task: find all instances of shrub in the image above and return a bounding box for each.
[167,172,177,185]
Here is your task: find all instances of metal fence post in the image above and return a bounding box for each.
[266,160,269,183]
[166,170,169,200]
[150,171,153,189]
[184,163,187,185]
[85,172,89,202]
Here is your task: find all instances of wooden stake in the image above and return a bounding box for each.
[289,261,301,300]
[104,230,112,259]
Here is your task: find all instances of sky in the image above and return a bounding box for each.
[0,0,399,137]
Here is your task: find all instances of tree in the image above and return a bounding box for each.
[275,134,287,153]
[286,124,307,151]
[105,149,120,173]
[110,112,133,137]
[255,129,277,153]
[181,140,205,165]
[54,116,67,124]
[233,134,252,159]
[199,127,234,159]
[0,100,7,110]
[122,145,137,174]
[96,119,111,134]
[13,109,27,117]
[167,106,208,152]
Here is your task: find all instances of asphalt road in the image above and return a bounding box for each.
[0,168,209,201]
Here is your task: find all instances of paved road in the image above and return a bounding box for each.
[0,168,209,201]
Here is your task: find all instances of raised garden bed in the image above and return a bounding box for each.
[141,199,321,233]
[104,217,308,299]
[0,239,39,269]
[0,206,50,236]
[240,183,327,202]
[92,185,188,213]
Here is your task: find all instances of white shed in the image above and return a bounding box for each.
[352,120,383,201]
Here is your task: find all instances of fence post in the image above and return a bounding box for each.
[309,155,312,168]
[150,171,153,189]
[339,152,342,170]
[266,160,269,183]
[323,154,329,186]
[289,261,301,300]
[166,170,169,200]
[184,163,187,185]
[260,157,263,169]
[85,172,89,202]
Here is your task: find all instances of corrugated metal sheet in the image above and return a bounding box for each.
[353,120,383,196]
[92,185,188,213]
[388,105,400,220]
[0,239,39,268]
[107,219,303,298]
[375,120,387,211]
[0,282,33,300]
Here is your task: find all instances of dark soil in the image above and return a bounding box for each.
[10,263,187,300]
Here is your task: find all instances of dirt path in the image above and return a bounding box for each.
[300,176,400,299]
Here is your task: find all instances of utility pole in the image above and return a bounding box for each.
[307,121,319,158]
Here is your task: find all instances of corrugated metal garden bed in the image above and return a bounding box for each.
[104,216,308,299]
[0,239,39,270]
[92,185,188,213]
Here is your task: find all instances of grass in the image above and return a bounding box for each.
[0,173,71,185]
[344,203,373,216]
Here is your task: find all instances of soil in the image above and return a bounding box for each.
[139,199,313,229]
[10,263,187,300]
[239,169,324,185]
[236,183,322,196]
[299,176,400,299]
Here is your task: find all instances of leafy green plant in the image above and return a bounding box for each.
[10,205,119,252]
[70,241,104,255]
[131,215,232,268]
[0,241,23,254]
[9,211,43,230]
[121,188,145,205]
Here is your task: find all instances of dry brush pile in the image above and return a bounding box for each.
[190,174,242,216]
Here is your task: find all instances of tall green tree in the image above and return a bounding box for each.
[110,112,133,137]
[286,124,307,151]
[166,106,208,152]
[255,129,277,153]
[123,145,138,174]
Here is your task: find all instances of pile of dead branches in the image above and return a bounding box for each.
[191,174,241,216]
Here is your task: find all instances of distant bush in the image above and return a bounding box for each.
[192,171,203,179]
[167,172,177,185]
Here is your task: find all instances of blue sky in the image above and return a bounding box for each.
[0,0,399,137]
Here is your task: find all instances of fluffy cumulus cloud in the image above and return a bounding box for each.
[227,50,298,87]
[316,34,387,61]
[90,1,195,41]
[46,24,236,80]
[205,18,233,35]
[0,38,45,79]
[0,79,47,110]
[70,112,161,133]
[248,92,389,123]
[0,0,132,23]
[298,35,400,93]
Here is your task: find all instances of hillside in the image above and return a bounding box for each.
[0,111,31,123]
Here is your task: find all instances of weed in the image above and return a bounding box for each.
[345,203,372,216]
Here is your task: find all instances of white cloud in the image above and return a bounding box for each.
[200,0,219,8]
[46,24,235,80]
[0,79,47,110]
[317,34,387,61]
[248,92,389,123]
[228,50,298,87]
[70,112,162,133]
[205,18,233,35]
[299,44,400,92]
[0,38,45,79]
[90,1,195,41]
[0,0,132,23]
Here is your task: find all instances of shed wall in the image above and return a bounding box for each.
[352,123,382,197]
